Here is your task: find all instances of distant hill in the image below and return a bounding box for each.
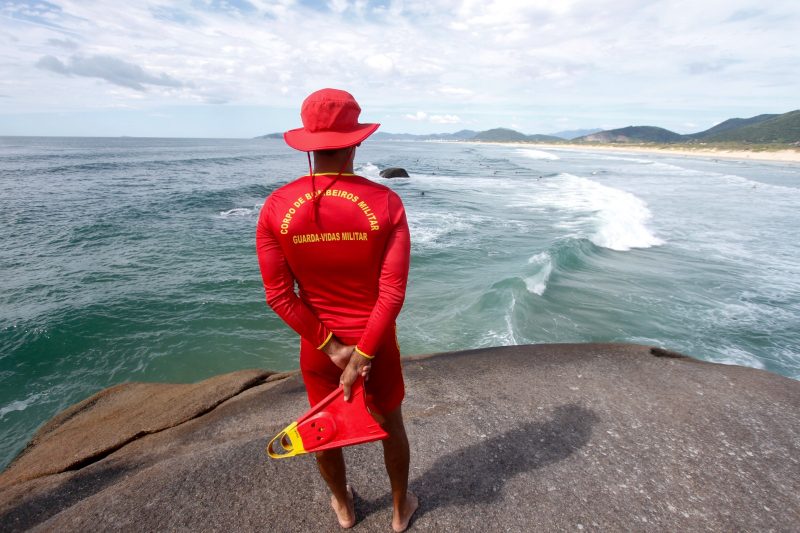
[692,110,800,143]
[372,130,477,141]
[527,134,565,142]
[576,110,800,145]
[470,128,562,142]
[550,128,603,140]
[255,110,800,145]
[472,128,528,142]
[430,129,479,140]
[371,132,423,141]
[576,126,684,143]
[688,114,778,140]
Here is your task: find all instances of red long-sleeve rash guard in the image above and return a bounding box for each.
[256,173,411,358]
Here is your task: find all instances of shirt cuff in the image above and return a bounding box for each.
[316,331,333,351]
[355,346,375,359]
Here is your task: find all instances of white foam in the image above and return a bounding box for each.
[775,346,800,381]
[480,296,518,347]
[405,174,518,192]
[596,155,655,164]
[706,300,795,333]
[524,252,553,295]
[504,294,518,343]
[356,162,380,179]
[406,211,488,248]
[592,198,664,251]
[518,173,664,251]
[718,173,800,195]
[0,400,30,418]
[516,148,560,161]
[0,393,43,419]
[218,205,261,218]
[708,346,766,370]
[480,328,515,347]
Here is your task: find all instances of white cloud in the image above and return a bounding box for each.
[36,54,186,91]
[405,111,428,121]
[0,0,798,135]
[438,86,473,97]
[328,0,351,14]
[403,111,460,124]
[364,54,394,74]
[430,114,461,124]
[46,38,78,49]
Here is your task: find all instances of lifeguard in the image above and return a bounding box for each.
[256,88,418,531]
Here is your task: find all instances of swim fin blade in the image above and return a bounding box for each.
[267,377,388,459]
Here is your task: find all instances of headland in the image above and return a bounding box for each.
[1,343,798,531]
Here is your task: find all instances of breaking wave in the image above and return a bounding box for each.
[516,148,560,161]
[524,252,553,295]
[516,173,664,251]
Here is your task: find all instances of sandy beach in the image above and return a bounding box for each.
[500,142,800,163]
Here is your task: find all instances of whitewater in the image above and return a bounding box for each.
[1,137,799,470]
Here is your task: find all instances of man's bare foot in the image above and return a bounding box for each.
[330,485,356,529]
[392,491,419,532]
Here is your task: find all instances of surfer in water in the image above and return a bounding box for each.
[256,88,418,531]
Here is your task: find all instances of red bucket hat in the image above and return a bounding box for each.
[284,88,380,152]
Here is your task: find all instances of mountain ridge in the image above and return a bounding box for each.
[256,109,800,145]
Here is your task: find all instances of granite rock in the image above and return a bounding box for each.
[379,167,410,178]
[1,344,798,532]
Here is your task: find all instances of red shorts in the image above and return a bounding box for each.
[299,328,405,415]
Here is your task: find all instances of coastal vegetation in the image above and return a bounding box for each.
[578,110,800,145]
[469,128,562,143]
[258,109,800,149]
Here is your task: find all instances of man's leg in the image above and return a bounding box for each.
[316,448,355,528]
[381,406,419,532]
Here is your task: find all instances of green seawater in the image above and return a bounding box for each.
[1,137,799,470]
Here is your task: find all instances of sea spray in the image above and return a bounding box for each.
[524,252,554,295]
[356,162,381,178]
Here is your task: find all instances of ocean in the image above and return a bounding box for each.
[1,137,799,470]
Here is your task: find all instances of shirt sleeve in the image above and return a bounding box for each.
[256,196,333,350]
[355,191,411,358]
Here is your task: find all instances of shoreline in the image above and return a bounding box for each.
[468,141,800,163]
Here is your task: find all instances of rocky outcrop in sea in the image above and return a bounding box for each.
[379,167,410,178]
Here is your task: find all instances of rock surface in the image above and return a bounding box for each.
[1,344,799,532]
[0,369,280,488]
[379,167,410,178]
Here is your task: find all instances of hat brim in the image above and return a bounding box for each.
[284,122,380,152]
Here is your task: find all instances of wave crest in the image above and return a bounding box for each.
[516,148,560,161]
[519,173,664,251]
[218,206,260,218]
[524,252,553,295]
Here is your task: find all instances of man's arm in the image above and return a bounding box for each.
[340,192,410,400]
[355,191,411,358]
[256,197,333,350]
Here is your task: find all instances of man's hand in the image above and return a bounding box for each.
[340,352,372,402]
[322,337,354,370]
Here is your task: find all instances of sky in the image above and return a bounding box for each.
[0,0,798,138]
